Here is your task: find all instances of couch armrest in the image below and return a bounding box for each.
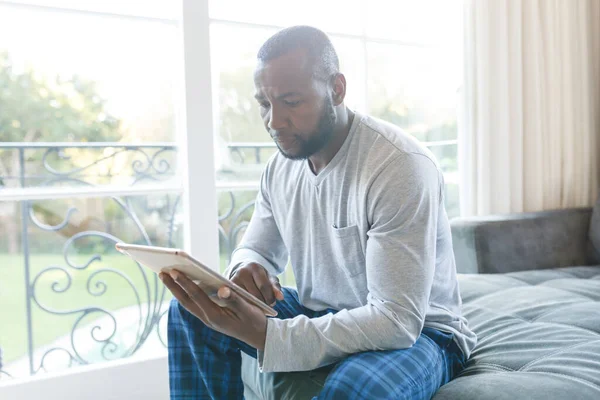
[451,207,594,274]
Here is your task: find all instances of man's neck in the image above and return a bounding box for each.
[308,107,355,175]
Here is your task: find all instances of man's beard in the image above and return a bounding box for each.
[273,100,336,161]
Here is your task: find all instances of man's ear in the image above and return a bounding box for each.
[330,73,347,106]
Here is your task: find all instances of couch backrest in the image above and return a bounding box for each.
[589,191,600,262]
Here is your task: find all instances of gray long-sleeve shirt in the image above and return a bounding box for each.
[225,112,477,372]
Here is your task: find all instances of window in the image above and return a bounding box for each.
[210,0,463,221]
[0,0,463,393]
[0,0,183,382]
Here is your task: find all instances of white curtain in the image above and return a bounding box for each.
[461,0,600,216]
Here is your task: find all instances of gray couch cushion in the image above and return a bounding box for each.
[590,194,600,260]
[243,266,600,399]
[435,266,600,400]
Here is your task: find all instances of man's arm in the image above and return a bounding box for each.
[258,154,441,372]
[160,161,288,351]
[224,163,288,280]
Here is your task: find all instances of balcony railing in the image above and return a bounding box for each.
[0,142,265,380]
[0,138,457,380]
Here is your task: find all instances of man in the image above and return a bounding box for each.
[161,26,476,399]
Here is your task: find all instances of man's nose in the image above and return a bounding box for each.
[268,106,287,131]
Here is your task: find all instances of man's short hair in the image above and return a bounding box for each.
[257,26,340,81]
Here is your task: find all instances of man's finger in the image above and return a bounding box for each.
[242,274,268,304]
[252,268,276,305]
[169,270,218,320]
[160,272,208,321]
[232,269,267,304]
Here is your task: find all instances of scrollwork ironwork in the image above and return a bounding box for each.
[36,144,177,186]
[0,142,269,379]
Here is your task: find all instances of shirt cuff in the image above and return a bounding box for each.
[257,318,286,372]
[223,261,243,279]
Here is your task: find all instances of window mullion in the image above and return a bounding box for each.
[179,0,220,268]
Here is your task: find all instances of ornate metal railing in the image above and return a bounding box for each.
[0,142,264,380]
[0,138,457,380]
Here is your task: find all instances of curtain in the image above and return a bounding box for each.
[461,0,600,216]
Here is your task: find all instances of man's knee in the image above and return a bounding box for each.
[317,345,443,400]
[317,355,375,399]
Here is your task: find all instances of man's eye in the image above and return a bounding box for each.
[284,100,301,107]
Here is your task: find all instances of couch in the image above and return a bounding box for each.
[241,201,600,399]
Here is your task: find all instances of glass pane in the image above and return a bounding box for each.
[0,194,182,379]
[331,37,366,113]
[211,24,366,184]
[5,0,180,20]
[209,0,363,36]
[0,5,179,144]
[445,182,459,219]
[428,143,458,174]
[210,24,276,184]
[0,4,186,381]
[0,5,181,190]
[429,143,459,217]
[217,189,257,272]
[367,43,460,142]
[367,43,460,216]
[366,0,462,45]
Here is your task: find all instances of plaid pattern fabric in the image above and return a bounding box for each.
[168,287,466,400]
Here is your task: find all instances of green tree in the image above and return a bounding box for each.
[0,51,124,253]
[0,52,121,144]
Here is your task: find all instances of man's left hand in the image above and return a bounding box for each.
[160,270,268,351]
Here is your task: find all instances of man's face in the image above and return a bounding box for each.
[253,49,336,160]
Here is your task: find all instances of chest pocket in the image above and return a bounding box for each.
[330,225,366,277]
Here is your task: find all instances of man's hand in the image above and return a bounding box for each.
[160,270,269,350]
[230,262,284,306]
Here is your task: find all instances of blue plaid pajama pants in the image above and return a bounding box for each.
[168,287,466,400]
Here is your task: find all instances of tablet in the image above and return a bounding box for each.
[115,243,277,317]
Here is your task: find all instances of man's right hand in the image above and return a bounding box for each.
[230,262,284,306]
